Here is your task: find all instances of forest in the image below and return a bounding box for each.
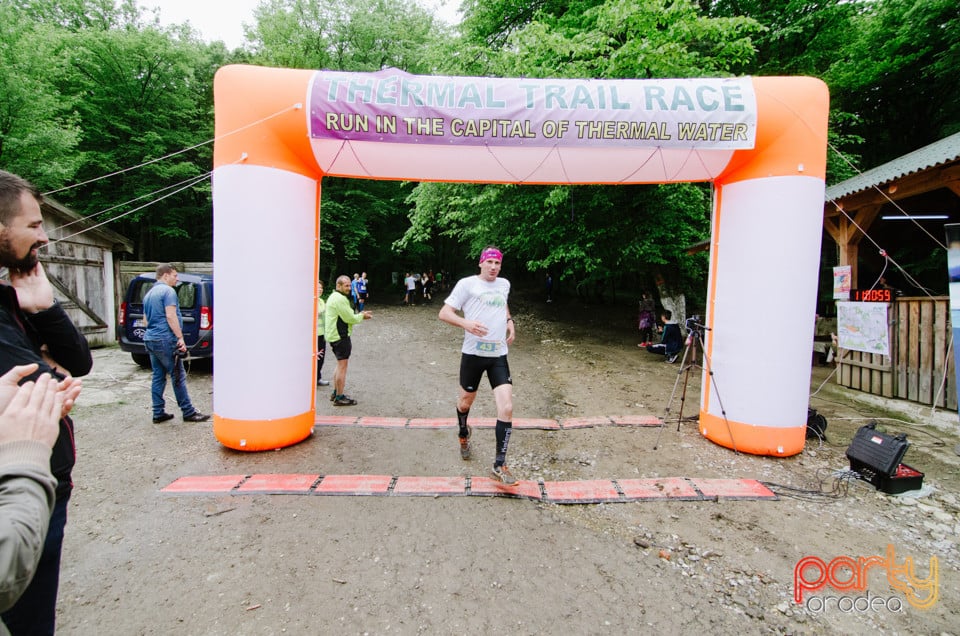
[2,0,958,306]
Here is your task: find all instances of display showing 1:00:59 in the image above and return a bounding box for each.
[850,288,892,302]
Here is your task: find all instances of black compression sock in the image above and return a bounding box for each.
[457,408,470,438]
[494,419,512,467]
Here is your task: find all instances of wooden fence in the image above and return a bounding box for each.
[837,296,956,410]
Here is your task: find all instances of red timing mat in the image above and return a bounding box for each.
[163,474,776,503]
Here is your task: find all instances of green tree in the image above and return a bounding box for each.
[705,0,858,76]
[55,22,216,259]
[248,0,445,72]
[402,180,710,301]
[457,0,761,78]
[399,0,758,303]
[11,0,143,31]
[246,0,452,286]
[700,0,867,183]
[826,0,960,166]
[0,3,82,189]
[319,176,414,284]
[3,0,248,260]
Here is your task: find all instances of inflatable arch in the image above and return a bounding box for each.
[212,64,828,456]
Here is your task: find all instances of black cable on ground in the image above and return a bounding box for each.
[760,468,868,502]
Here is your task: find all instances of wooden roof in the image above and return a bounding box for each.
[41,196,134,254]
[822,133,960,288]
[826,132,960,201]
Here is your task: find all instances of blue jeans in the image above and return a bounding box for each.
[1,496,68,636]
[144,338,198,418]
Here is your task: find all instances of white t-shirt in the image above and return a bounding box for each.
[444,275,511,357]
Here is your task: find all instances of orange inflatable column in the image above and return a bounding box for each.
[699,77,830,456]
[211,65,321,451]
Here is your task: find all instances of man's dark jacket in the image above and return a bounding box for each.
[0,283,92,500]
[662,323,684,357]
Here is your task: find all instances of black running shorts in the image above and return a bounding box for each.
[330,337,352,360]
[459,354,512,392]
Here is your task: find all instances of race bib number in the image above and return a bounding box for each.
[474,341,500,355]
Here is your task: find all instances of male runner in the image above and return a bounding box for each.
[438,246,518,485]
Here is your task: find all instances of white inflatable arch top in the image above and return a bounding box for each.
[212,65,828,456]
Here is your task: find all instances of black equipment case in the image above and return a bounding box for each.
[845,422,923,494]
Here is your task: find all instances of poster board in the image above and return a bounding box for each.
[837,301,890,356]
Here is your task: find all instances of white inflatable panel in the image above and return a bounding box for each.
[212,165,318,419]
[702,175,825,430]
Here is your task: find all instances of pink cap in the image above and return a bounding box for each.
[479,248,503,263]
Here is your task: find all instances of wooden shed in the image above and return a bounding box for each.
[823,132,960,408]
[823,131,960,289]
[40,197,134,347]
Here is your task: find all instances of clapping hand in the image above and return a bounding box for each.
[0,365,63,449]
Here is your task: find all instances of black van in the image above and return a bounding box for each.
[118,272,213,368]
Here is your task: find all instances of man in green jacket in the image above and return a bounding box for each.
[324,275,372,406]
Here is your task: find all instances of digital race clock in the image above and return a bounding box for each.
[850,288,893,302]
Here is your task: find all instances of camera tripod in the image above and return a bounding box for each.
[653,325,737,452]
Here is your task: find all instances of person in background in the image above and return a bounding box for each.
[0,169,91,636]
[356,272,369,311]
[642,309,684,363]
[403,272,416,306]
[545,272,553,303]
[350,273,360,309]
[142,263,210,424]
[637,291,656,347]
[439,246,518,486]
[316,280,329,387]
[878,276,902,297]
[421,272,432,301]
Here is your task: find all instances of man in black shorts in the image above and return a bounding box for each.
[438,246,518,485]
[324,275,372,406]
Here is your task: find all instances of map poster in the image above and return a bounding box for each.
[837,301,889,356]
[833,265,851,300]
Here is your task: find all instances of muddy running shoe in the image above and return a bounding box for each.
[458,424,472,460]
[491,465,518,486]
[330,390,337,402]
[333,395,357,406]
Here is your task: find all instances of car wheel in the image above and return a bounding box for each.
[132,353,152,369]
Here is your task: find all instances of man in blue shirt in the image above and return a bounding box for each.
[350,273,360,309]
[356,272,368,311]
[142,264,209,423]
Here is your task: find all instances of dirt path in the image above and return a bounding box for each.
[57,293,958,634]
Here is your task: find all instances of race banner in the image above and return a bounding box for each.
[309,70,757,150]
